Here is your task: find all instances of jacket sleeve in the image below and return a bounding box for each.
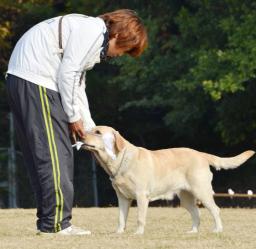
[57,22,103,123]
[77,76,96,131]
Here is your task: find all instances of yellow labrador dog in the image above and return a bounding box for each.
[82,126,255,234]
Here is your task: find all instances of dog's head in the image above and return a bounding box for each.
[82,126,126,160]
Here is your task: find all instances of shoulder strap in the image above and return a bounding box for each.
[58,16,65,59]
[58,15,84,85]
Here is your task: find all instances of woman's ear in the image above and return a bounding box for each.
[113,131,125,152]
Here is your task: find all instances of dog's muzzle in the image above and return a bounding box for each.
[72,141,96,151]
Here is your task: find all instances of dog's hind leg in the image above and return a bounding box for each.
[200,194,222,233]
[192,182,223,233]
[178,190,200,233]
[116,192,132,233]
[135,192,149,234]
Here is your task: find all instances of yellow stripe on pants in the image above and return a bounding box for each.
[39,86,63,232]
[43,87,64,231]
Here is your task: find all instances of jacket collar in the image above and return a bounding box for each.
[100,29,109,61]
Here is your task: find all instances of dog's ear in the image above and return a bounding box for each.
[114,131,125,152]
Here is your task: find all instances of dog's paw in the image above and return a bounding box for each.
[134,228,144,235]
[213,227,223,233]
[186,228,198,234]
[116,228,125,234]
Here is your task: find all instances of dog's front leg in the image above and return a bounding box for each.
[116,192,132,233]
[135,193,149,235]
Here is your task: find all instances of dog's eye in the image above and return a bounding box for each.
[95,130,101,135]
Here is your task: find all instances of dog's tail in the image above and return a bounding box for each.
[200,150,255,170]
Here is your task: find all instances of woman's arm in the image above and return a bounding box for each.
[77,76,96,131]
[57,18,104,124]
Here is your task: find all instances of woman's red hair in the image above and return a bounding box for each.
[99,9,148,57]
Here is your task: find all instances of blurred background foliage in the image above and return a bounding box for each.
[0,0,255,207]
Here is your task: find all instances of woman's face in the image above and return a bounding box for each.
[107,36,127,57]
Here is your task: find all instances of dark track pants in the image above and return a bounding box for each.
[6,74,74,232]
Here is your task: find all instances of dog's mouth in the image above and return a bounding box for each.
[82,143,96,149]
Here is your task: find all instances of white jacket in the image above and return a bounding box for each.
[7,14,107,131]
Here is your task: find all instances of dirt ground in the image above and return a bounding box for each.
[0,207,255,249]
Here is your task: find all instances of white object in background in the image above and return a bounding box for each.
[228,188,234,195]
[72,141,85,151]
[247,190,253,196]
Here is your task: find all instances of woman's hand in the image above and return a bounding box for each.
[68,119,86,143]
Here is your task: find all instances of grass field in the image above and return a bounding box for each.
[0,207,255,249]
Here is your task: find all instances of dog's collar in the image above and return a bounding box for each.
[92,147,129,180]
[109,148,132,181]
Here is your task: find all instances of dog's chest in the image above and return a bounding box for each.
[111,176,136,199]
[148,190,176,201]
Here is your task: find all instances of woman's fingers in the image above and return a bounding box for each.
[77,128,86,139]
[68,119,86,141]
[70,132,77,144]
